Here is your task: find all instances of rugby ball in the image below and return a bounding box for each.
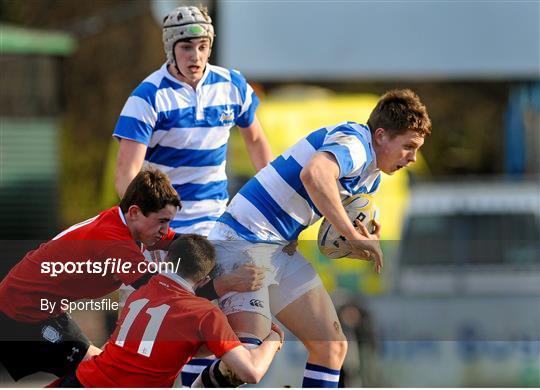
[317,194,379,259]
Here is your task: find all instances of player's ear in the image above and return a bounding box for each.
[373,128,387,145]
[127,205,143,219]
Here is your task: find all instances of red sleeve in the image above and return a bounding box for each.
[198,308,242,358]
[146,228,176,251]
[163,228,175,241]
[108,241,147,285]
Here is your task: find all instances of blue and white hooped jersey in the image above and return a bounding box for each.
[219,122,381,242]
[113,63,259,235]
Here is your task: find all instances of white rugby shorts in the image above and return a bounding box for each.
[208,222,322,319]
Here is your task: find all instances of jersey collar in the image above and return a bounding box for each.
[117,206,127,226]
[118,206,144,251]
[160,272,195,294]
[363,124,379,174]
[161,62,212,92]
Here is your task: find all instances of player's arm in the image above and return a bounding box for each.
[219,332,282,384]
[115,138,147,198]
[300,152,359,240]
[195,263,265,300]
[193,324,284,387]
[300,152,383,272]
[238,115,273,172]
[146,234,265,300]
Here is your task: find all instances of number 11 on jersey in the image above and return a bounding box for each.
[115,298,170,357]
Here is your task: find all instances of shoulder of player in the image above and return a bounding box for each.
[143,65,170,88]
[151,275,213,303]
[194,304,229,333]
[327,121,368,137]
[93,207,134,239]
[330,122,373,147]
[161,293,220,325]
[51,207,120,241]
[129,68,165,95]
[128,65,182,106]
[207,64,250,89]
[207,64,240,79]
[73,207,142,255]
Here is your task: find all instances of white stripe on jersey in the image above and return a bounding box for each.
[148,126,231,150]
[175,199,227,220]
[172,221,216,236]
[154,88,193,112]
[227,193,284,241]
[143,70,163,88]
[147,162,226,185]
[52,215,99,240]
[331,134,367,176]
[239,85,254,117]
[200,83,240,107]
[281,137,317,166]
[119,95,157,126]
[322,131,368,178]
[208,65,231,80]
[256,164,315,226]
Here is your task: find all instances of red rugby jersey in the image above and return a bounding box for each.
[76,274,241,387]
[0,206,175,322]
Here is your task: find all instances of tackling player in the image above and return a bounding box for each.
[202,89,432,387]
[0,168,180,381]
[56,235,283,387]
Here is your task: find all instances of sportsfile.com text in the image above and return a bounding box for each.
[41,258,181,277]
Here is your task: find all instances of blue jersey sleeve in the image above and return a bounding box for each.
[368,174,381,194]
[113,81,158,145]
[229,69,259,128]
[319,125,372,178]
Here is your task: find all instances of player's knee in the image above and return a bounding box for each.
[304,339,347,364]
[304,324,348,366]
[327,339,348,367]
[330,339,348,365]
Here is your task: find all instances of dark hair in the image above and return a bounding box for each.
[166,234,216,282]
[119,168,181,216]
[367,89,431,137]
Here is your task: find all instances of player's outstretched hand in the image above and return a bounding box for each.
[348,219,384,274]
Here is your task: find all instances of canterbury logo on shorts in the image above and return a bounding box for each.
[249,299,264,308]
